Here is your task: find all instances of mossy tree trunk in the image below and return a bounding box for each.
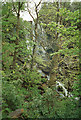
[27,0,42,70]
[48,1,61,87]
[12,2,23,69]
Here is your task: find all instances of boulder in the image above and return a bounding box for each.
[9,108,24,118]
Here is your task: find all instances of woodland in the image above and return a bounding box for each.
[1,0,81,119]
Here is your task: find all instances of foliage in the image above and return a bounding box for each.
[2,80,25,118]
[22,87,80,118]
[22,69,43,88]
[2,1,80,119]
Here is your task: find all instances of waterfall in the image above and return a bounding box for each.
[37,70,50,81]
[37,70,46,77]
[56,81,68,97]
[47,75,50,80]
[56,81,80,100]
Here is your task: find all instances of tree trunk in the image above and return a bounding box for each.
[13,2,20,69]
[48,1,60,87]
[27,1,41,71]
[31,20,38,70]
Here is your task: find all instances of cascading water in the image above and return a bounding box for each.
[37,69,50,81]
[47,75,50,80]
[56,81,68,97]
[37,69,79,100]
[56,81,79,100]
[37,69,46,77]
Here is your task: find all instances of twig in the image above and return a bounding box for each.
[12,0,18,15]
[27,2,35,22]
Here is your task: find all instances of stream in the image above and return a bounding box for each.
[37,69,79,100]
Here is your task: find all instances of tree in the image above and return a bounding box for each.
[2,1,81,119]
[39,1,80,88]
[2,2,32,117]
[49,4,79,89]
[26,0,42,70]
[12,2,24,68]
[39,1,61,86]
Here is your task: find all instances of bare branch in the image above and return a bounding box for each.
[35,0,42,19]
[27,0,42,21]
[12,0,17,15]
[27,2,35,21]
[34,3,38,19]
[36,0,42,8]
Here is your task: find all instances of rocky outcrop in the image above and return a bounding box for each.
[9,108,24,118]
[56,55,79,92]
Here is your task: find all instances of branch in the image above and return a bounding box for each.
[20,2,24,9]
[12,0,18,15]
[36,0,42,8]
[0,15,6,20]
[35,3,38,19]
[27,2,35,22]
[35,0,42,19]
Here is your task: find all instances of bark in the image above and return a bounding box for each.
[30,17,38,70]
[13,2,23,68]
[48,1,60,87]
[28,1,42,70]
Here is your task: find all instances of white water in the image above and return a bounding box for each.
[37,70,50,81]
[37,70,46,77]
[37,69,79,100]
[47,75,50,80]
[56,81,79,100]
[56,81,68,97]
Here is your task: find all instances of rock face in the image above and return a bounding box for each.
[36,47,79,92]
[34,37,79,93]
[56,55,79,92]
[38,65,51,75]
